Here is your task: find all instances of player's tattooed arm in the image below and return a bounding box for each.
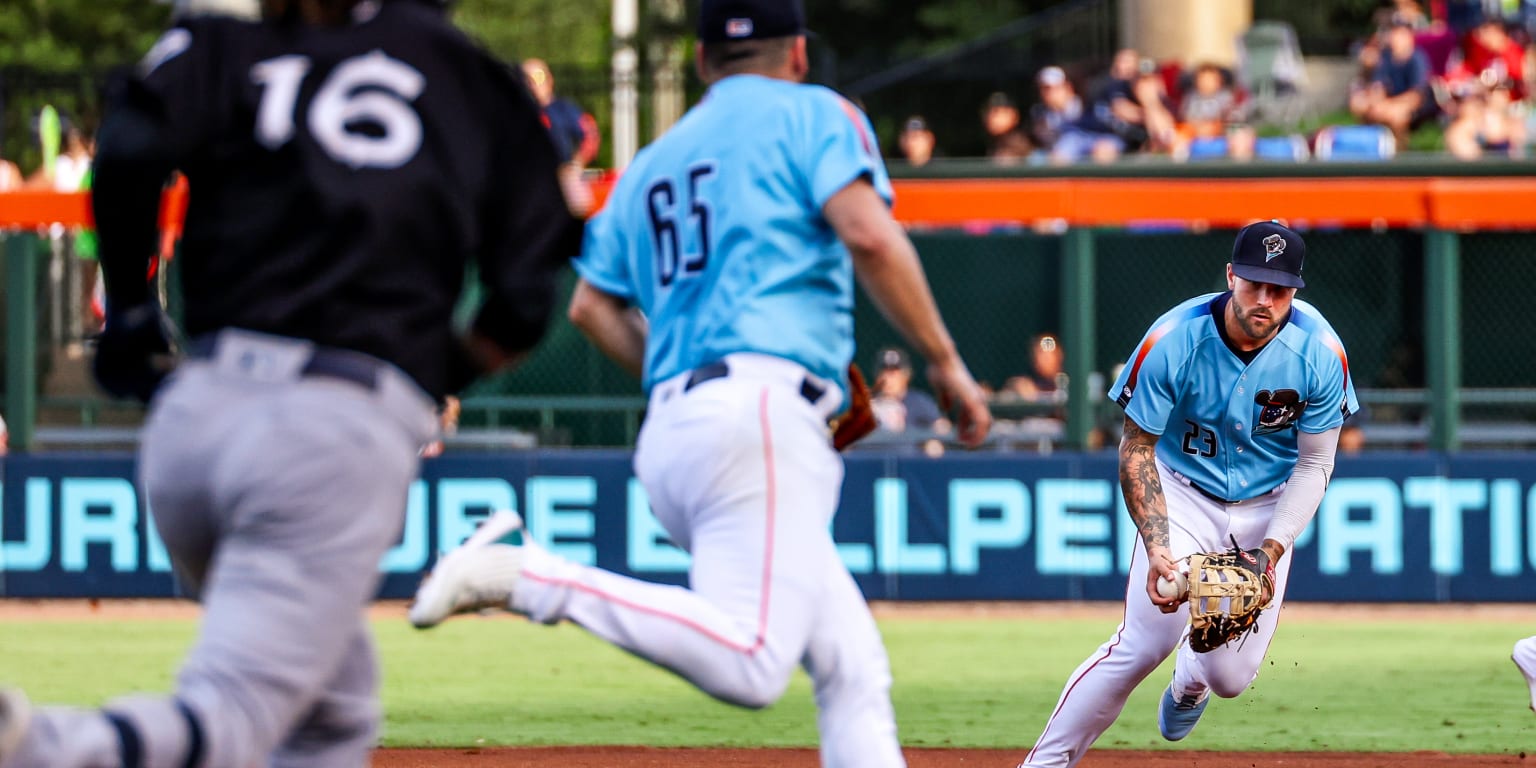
[1119,415,1168,550]
[1121,414,1181,610]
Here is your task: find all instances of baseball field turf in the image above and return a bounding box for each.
[0,601,1530,758]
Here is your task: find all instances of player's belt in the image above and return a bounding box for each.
[1189,482,1243,505]
[186,334,382,392]
[1170,469,1243,505]
[684,360,827,404]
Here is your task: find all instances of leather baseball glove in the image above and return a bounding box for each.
[830,362,877,451]
[1185,540,1274,653]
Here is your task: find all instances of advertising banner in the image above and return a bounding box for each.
[3,452,1534,601]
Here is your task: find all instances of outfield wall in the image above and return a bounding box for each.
[3,451,1534,602]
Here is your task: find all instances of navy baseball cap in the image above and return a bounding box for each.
[1231,220,1306,289]
[699,0,807,43]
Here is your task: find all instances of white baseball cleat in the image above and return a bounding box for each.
[0,687,32,764]
[1513,637,1536,713]
[409,511,527,629]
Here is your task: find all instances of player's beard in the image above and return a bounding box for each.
[1230,299,1281,343]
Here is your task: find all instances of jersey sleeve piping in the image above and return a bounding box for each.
[813,93,891,208]
[1116,301,1211,408]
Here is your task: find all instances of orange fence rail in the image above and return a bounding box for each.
[7,176,1536,231]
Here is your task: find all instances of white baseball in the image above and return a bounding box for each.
[1157,567,1189,599]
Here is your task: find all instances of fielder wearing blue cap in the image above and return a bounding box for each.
[408,1,992,766]
[1019,220,1358,768]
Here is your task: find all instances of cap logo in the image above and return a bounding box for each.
[726,18,754,38]
[1262,234,1286,262]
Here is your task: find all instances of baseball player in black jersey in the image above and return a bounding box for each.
[0,0,577,765]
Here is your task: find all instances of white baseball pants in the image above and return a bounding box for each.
[511,353,905,768]
[1021,458,1294,768]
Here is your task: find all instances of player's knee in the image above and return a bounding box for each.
[710,661,793,710]
[806,643,892,704]
[1206,673,1254,699]
[284,691,379,746]
[729,686,783,711]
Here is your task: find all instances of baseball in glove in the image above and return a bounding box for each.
[1184,539,1274,653]
[830,362,877,451]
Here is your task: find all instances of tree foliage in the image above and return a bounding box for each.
[0,0,171,71]
[0,0,172,167]
[453,0,609,68]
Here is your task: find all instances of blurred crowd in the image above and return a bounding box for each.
[1349,2,1532,158]
[893,0,1536,165]
[894,45,1297,167]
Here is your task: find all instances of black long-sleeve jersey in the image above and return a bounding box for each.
[93,1,579,400]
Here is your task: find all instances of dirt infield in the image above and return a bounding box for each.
[374,747,1528,767]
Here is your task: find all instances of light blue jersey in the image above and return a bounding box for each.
[574,74,893,393]
[1109,292,1359,502]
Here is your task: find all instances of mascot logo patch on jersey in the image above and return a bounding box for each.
[1253,389,1306,435]
[1262,234,1286,262]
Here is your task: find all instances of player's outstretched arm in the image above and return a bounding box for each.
[825,179,991,447]
[1120,415,1182,612]
[567,278,646,379]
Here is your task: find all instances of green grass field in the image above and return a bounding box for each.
[0,608,1531,754]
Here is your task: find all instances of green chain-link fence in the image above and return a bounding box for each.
[8,223,1536,451]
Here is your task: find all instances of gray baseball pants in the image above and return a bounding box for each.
[7,330,437,767]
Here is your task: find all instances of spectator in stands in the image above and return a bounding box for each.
[1374,0,1433,31]
[898,115,937,167]
[982,92,1033,164]
[0,154,20,190]
[1178,63,1242,140]
[419,395,461,459]
[1000,333,1076,447]
[1096,53,1178,154]
[1088,49,1142,124]
[1444,72,1527,158]
[1338,419,1367,455]
[1002,333,1066,402]
[1461,17,1527,99]
[54,124,93,192]
[23,115,94,191]
[871,347,951,435]
[1347,37,1385,104]
[1030,66,1122,164]
[522,58,600,168]
[522,59,598,216]
[1349,15,1436,149]
[1173,62,1260,160]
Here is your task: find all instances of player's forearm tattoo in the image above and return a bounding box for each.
[1119,417,1169,550]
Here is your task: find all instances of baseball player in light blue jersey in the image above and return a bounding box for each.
[408,0,992,764]
[1020,221,1358,768]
